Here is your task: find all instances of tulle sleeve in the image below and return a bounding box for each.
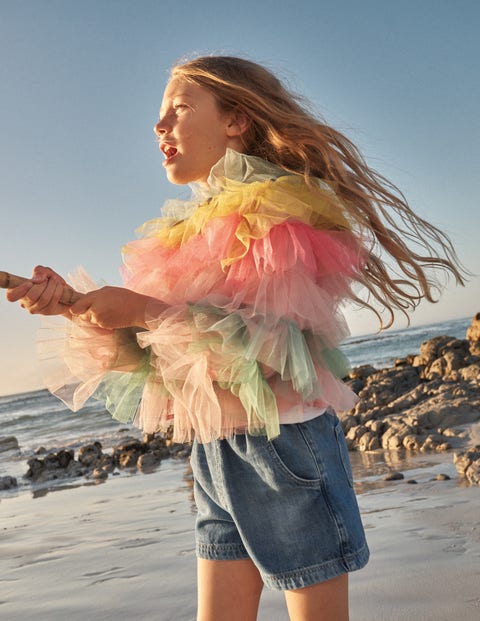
[38,268,153,419]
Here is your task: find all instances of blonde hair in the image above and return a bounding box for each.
[171,55,466,328]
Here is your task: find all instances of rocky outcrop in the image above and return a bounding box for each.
[340,314,480,485]
[24,431,191,486]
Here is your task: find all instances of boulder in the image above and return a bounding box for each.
[0,475,18,490]
[78,442,103,467]
[0,436,19,453]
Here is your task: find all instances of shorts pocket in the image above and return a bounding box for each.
[265,423,323,487]
[334,419,354,488]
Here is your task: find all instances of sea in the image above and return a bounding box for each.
[0,316,472,491]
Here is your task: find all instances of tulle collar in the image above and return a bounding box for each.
[187,149,289,202]
[161,149,289,220]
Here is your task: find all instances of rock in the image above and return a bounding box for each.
[97,454,115,473]
[143,434,168,452]
[381,424,413,450]
[349,365,377,380]
[412,336,451,367]
[464,460,480,485]
[454,446,480,485]
[44,449,74,469]
[78,442,103,467]
[365,419,386,435]
[420,434,450,452]
[25,458,45,480]
[359,366,421,411]
[118,451,139,468]
[470,341,480,358]
[338,414,358,434]
[25,449,81,483]
[442,427,461,437]
[436,473,451,480]
[459,362,480,381]
[174,447,192,459]
[384,471,404,481]
[402,434,422,451]
[113,438,147,469]
[137,451,162,470]
[466,312,480,342]
[358,431,380,452]
[406,479,418,484]
[346,425,368,443]
[0,436,19,452]
[0,475,18,490]
[90,468,109,480]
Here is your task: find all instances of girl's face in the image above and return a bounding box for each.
[155,78,243,185]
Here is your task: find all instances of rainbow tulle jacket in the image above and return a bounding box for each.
[41,150,365,443]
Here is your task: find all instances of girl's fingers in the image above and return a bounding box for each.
[70,295,99,325]
[9,276,65,315]
[31,265,67,286]
[69,296,91,317]
[29,277,63,313]
[6,280,34,303]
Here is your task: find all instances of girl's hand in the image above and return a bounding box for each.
[69,286,161,330]
[6,265,69,316]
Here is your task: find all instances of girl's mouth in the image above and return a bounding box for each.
[161,144,178,164]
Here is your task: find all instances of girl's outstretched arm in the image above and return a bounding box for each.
[69,286,163,330]
[6,265,164,330]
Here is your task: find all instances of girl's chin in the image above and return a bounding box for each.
[164,167,209,185]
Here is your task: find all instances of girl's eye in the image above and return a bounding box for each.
[174,104,188,111]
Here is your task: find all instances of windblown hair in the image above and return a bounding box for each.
[171,55,466,328]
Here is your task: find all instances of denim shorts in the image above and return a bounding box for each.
[191,411,369,590]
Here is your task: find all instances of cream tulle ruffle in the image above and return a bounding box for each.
[42,150,363,442]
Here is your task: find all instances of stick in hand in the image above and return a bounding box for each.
[0,271,83,306]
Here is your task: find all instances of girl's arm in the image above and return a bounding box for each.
[6,265,165,329]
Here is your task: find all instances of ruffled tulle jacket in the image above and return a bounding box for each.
[41,150,364,442]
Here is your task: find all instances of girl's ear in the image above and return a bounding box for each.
[225,108,251,138]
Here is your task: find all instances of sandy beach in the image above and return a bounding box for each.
[1,450,479,621]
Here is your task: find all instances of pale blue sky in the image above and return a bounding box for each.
[1,0,478,395]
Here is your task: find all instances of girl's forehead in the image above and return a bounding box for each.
[159,78,216,113]
[162,78,199,101]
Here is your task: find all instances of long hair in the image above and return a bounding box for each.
[171,55,466,328]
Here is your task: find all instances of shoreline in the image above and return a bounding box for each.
[1,452,479,620]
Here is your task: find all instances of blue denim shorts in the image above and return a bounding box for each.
[191,411,369,590]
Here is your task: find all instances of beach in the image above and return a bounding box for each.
[1,315,479,619]
[1,450,479,621]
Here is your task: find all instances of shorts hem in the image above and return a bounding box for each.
[196,542,250,561]
[261,543,370,591]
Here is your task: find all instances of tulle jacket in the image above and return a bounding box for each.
[41,150,364,442]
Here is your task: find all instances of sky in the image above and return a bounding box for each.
[0,0,478,396]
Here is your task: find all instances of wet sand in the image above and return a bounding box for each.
[1,452,479,621]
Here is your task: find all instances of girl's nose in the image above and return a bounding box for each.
[154,116,170,137]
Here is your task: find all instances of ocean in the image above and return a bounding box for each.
[0,316,472,490]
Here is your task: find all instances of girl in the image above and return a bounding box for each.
[7,56,465,621]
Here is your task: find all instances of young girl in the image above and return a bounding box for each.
[7,56,464,620]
